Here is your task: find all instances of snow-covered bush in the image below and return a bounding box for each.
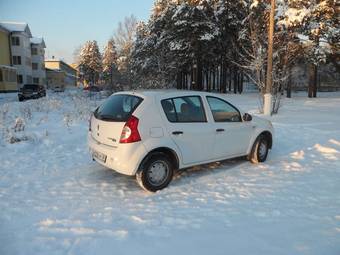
[13,117,25,132]
[0,90,98,144]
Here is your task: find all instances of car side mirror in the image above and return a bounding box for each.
[243,113,252,122]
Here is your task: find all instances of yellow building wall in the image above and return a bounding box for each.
[0,67,17,92]
[45,61,60,70]
[0,30,11,65]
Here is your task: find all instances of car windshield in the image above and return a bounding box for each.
[94,94,143,122]
[23,84,38,90]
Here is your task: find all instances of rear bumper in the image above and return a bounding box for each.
[18,93,39,99]
[88,132,147,176]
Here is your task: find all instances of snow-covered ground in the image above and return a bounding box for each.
[0,90,339,255]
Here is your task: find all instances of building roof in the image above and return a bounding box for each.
[30,37,46,48]
[0,22,32,37]
[45,67,64,73]
[0,24,9,33]
[0,64,17,70]
[45,59,76,71]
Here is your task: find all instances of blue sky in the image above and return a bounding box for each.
[0,0,154,63]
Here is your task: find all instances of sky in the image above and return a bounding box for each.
[0,0,155,64]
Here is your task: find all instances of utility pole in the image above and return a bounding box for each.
[263,0,275,116]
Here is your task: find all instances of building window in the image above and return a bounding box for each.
[26,57,32,67]
[0,69,17,82]
[31,48,38,55]
[32,63,38,70]
[17,75,23,84]
[9,70,17,82]
[27,75,32,84]
[33,77,39,84]
[11,36,20,46]
[13,56,22,65]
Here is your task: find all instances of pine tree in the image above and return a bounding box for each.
[130,22,159,88]
[130,2,179,88]
[215,0,248,93]
[79,40,102,85]
[170,0,219,90]
[279,0,337,97]
[102,38,119,89]
[303,0,336,98]
[131,0,221,89]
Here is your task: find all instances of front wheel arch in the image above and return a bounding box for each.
[259,131,272,149]
[248,133,271,163]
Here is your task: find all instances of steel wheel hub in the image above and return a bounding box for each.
[259,142,267,159]
[147,161,168,186]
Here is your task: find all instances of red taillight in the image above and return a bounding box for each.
[119,115,141,143]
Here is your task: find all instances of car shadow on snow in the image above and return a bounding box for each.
[172,157,247,186]
[84,157,248,193]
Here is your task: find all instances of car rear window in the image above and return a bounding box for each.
[23,84,38,90]
[94,94,143,122]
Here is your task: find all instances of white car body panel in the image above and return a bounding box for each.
[88,90,274,176]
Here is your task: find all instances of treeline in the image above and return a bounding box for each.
[77,0,339,100]
[130,0,338,99]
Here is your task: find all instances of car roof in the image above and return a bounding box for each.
[115,89,223,99]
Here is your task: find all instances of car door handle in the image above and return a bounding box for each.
[172,131,183,135]
[216,128,225,132]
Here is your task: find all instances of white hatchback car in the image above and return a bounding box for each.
[88,90,274,192]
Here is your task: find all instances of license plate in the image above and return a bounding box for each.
[92,150,107,163]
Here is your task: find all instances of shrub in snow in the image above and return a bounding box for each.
[8,135,29,144]
[63,113,72,128]
[13,117,25,132]
[19,105,32,121]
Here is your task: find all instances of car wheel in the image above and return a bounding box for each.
[136,153,174,192]
[249,135,269,164]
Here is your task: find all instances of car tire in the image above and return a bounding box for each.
[136,153,174,192]
[249,135,269,164]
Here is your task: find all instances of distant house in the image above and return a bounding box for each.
[70,63,84,87]
[30,37,46,86]
[45,59,77,89]
[45,68,66,91]
[0,24,17,92]
[0,22,33,88]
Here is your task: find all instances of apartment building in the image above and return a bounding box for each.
[0,22,33,88]
[0,24,17,92]
[30,37,46,85]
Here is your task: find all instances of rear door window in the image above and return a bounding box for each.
[23,84,38,90]
[161,96,206,122]
[94,94,143,122]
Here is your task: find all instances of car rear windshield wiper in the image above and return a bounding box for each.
[97,114,124,121]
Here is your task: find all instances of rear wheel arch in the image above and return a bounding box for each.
[138,147,179,172]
